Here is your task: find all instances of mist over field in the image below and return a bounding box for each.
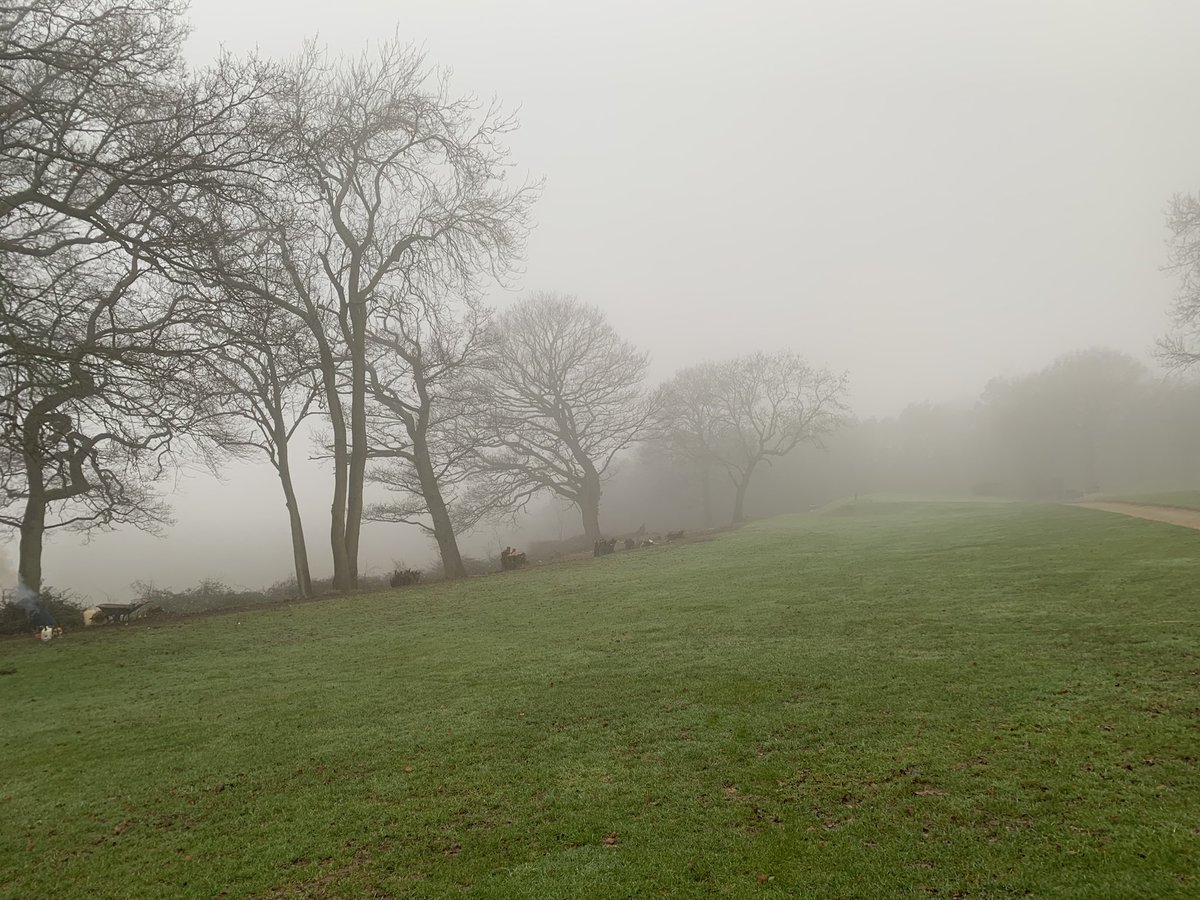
[8,4,1200,896]
[6,0,1200,603]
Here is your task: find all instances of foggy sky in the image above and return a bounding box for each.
[8,0,1200,600]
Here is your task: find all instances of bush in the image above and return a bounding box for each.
[424,555,492,580]
[525,534,594,562]
[0,586,84,635]
[130,579,268,615]
[389,568,422,588]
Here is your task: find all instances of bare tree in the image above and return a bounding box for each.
[0,250,223,596]
[362,294,492,579]
[0,0,277,600]
[209,41,536,590]
[651,365,725,528]
[0,0,276,264]
[207,297,323,598]
[1161,193,1200,370]
[980,349,1147,497]
[472,292,654,542]
[657,351,848,525]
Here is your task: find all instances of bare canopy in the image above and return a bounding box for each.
[656,351,848,525]
[472,292,654,542]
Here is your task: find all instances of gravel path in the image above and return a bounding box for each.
[1072,501,1200,531]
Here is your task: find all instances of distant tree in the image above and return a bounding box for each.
[980,348,1147,496]
[651,365,725,527]
[657,352,848,525]
[472,293,655,542]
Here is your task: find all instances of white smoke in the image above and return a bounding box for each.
[0,549,16,602]
[16,573,38,610]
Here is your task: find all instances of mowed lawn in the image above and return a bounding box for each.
[2,502,1199,898]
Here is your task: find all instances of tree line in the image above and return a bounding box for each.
[717,348,1200,517]
[1,1,848,600]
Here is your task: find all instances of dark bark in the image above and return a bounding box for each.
[413,439,466,579]
[731,460,757,524]
[274,439,313,598]
[18,484,46,597]
[345,296,368,588]
[367,357,470,581]
[312,332,352,591]
[579,467,603,542]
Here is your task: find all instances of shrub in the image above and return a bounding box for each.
[0,586,84,635]
[389,568,422,588]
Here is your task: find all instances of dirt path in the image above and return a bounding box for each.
[1072,501,1200,531]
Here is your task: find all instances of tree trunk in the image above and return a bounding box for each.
[579,469,603,542]
[345,299,368,589]
[275,439,313,598]
[328,448,352,590]
[313,331,352,591]
[414,440,466,579]
[700,462,713,529]
[18,488,46,598]
[731,479,748,525]
[731,461,757,525]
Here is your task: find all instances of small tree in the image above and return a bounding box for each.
[208,298,323,598]
[651,364,725,528]
[473,292,654,542]
[362,294,493,579]
[657,351,848,524]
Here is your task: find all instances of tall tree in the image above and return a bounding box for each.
[657,351,848,525]
[0,0,276,264]
[0,0,273,597]
[0,251,222,596]
[473,292,654,542]
[210,41,536,590]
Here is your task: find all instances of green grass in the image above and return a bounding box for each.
[1096,490,1200,511]
[2,501,1199,898]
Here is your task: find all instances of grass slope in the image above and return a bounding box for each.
[1,502,1198,898]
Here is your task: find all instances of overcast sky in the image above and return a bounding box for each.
[8,0,1200,599]
[178,0,1200,412]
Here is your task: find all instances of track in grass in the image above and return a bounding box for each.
[1,500,1198,898]
[1093,490,1200,512]
[1073,501,1200,531]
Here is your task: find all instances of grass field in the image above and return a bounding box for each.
[2,500,1199,898]
[1097,490,1200,511]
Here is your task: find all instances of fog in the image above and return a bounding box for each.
[7,0,1200,600]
